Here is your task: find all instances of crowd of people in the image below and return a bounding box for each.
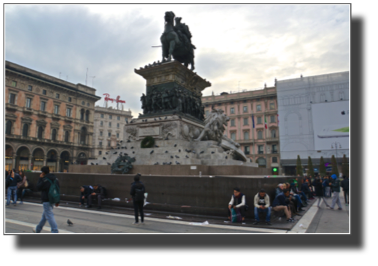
[227,174,350,225]
[5,169,31,206]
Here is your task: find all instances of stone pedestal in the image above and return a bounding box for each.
[135,60,211,123]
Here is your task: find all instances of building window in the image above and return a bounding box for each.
[231,132,236,141]
[243,106,248,113]
[117,123,120,128]
[68,97,72,102]
[270,115,275,123]
[272,157,278,163]
[100,121,103,126]
[54,105,59,114]
[117,116,120,120]
[270,103,275,109]
[66,108,72,117]
[6,121,12,135]
[257,116,262,124]
[80,109,85,120]
[26,98,32,108]
[56,93,60,99]
[271,129,276,138]
[99,151,102,155]
[258,145,264,154]
[99,141,102,146]
[108,141,111,147]
[28,85,32,91]
[125,118,128,122]
[231,119,235,127]
[42,89,47,95]
[272,144,278,154]
[257,131,263,139]
[11,81,17,87]
[40,101,46,111]
[51,129,57,141]
[80,127,87,144]
[230,107,235,114]
[82,101,85,105]
[109,122,112,127]
[244,131,249,140]
[244,146,250,155]
[85,110,89,122]
[101,114,104,118]
[38,126,44,139]
[256,104,261,111]
[108,132,111,137]
[109,115,112,119]
[87,102,90,107]
[22,124,29,137]
[117,133,120,138]
[9,93,16,104]
[65,131,70,142]
[243,118,248,125]
[100,131,103,137]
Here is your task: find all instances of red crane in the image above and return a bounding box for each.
[115,95,126,110]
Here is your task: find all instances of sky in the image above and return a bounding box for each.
[4,4,350,117]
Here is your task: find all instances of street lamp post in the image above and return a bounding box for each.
[331,142,342,173]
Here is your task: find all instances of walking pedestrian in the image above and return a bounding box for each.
[341,175,349,205]
[130,173,145,225]
[34,166,60,233]
[17,170,27,204]
[328,174,342,210]
[315,178,330,208]
[6,169,22,206]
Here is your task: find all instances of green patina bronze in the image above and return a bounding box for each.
[111,154,136,174]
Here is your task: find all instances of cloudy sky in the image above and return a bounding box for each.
[5,4,350,116]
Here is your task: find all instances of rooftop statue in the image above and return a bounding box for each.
[160,11,196,70]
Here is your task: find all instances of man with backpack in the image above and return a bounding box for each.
[130,173,145,225]
[80,185,94,208]
[34,166,60,233]
[341,175,349,206]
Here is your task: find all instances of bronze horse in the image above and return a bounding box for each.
[160,11,195,70]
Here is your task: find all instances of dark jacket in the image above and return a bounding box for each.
[81,185,93,198]
[275,187,283,198]
[341,178,349,191]
[301,182,310,193]
[330,178,341,193]
[130,182,145,201]
[314,180,323,197]
[6,174,22,187]
[36,173,60,203]
[93,185,105,197]
[272,192,288,207]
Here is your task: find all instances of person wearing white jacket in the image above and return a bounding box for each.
[253,189,271,225]
[227,188,246,222]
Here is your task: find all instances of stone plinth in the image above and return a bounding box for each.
[135,60,211,123]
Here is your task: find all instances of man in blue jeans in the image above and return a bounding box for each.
[253,189,271,225]
[6,169,22,206]
[33,166,60,233]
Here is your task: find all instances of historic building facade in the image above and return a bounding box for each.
[202,85,280,174]
[91,106,133,160]
[5,61,101,172]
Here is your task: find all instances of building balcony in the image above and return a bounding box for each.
[37,110,48,117]
[52,113,61,120]
[266,138,279,143]
[6,103,18,111]
[23,107,34,114]
[64,117,73,123]
[236,139,254,144]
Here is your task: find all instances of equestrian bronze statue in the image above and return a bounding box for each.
[160,11,196,70]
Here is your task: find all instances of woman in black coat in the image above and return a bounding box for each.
[315,179,330,208]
